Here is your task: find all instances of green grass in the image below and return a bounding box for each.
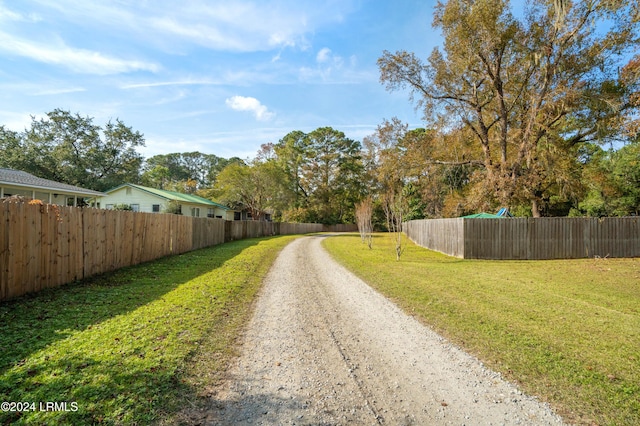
[0,235,298,425]
[323,233,640,426]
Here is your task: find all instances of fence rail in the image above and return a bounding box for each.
[0,200,356,301]
[404,217,640,260]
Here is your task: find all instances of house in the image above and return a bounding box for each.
[235,208,273,221]
[0,168,106,206]
[97,183,236,220]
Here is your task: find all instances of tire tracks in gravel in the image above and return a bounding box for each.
[208,235,565,425]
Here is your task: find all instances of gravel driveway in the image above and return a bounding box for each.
[209,236,564,425]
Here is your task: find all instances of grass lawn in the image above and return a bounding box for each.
[323,233,640,426]
[0,235,298,425]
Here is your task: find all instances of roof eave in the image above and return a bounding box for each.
[1,181,106,197]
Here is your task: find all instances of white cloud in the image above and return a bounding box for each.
[17,1,355,53]
[0,4,41,23]
[121,79,219,89]
[0,110,33,131]
[32,87,86,96]
[143,5,309,52]
[225,96,275,121]
[316,47,332,63]
[316,47,344,68]
[0,31,160,75]
[298,47,364,83]
[271,51,282,63]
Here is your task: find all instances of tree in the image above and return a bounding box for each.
[99,118,146,190]
[574,142,640,217]
[362,118,478,220]
[301,127,365,223]
[272,127,366,224]
[274,131,309,210]
[142,165,171,189]
[141,152,238,191]
[383,189,407,260]
[379,0,640,216]
[0,127,24,169]
[355,196,373,249]
[610,143,640,216]
[0,109,144,191]
[213,159,290,221]
[213,163,259,219]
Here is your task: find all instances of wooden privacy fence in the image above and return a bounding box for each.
[0,200,355,301]
[404,217,640,260]
[222,222,350,241]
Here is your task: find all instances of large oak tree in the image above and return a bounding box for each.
[0,109,144,192]
[379,0,639,216]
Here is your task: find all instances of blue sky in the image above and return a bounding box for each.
[0,1,441,160]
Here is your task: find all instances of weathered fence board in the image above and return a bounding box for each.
[403,219,465,258]
[0,200,353,301]
[192,217,226,249]
[280,222,324,234]
[405,217,640,260]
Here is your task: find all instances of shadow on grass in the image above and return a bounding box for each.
[0,350,182,424]
[0,239,262,376]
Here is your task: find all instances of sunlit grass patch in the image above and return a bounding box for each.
[0,235,298,425]
[323,233,640,426]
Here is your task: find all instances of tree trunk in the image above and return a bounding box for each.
[531,199,542,218]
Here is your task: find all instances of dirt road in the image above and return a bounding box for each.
[210,236,564,425]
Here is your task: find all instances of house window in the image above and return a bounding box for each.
[191,207,200,217]
[131,204,140,212]
[234,212,241,221]
[207,208,215,218]
[152,204,160,213]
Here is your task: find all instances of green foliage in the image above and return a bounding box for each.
[274,131,308,208]
[0,109,144,192]
[578,190,608,217]
[611,143,640,215]
[140,152,240,191]
[402,182,426,221]
[212,127,366,224]
[142,165,171,189]
[573,142,640,217]
[164,200,182,215]
[212,158,290,221]
[112,203,133,211]
[300,127,366,224]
